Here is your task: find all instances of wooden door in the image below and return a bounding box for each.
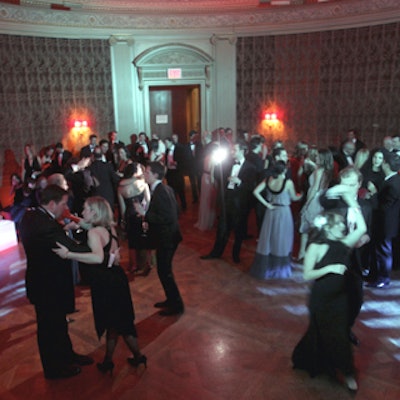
[149,85,200,142]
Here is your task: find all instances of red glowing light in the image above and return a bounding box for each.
[264,112,278,121]
[73,120,89,128]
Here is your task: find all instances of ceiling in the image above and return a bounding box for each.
[3,0,343,13]
[1,0,400,38]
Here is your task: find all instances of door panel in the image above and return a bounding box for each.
[149,85,200,142]
[149,89,172,139]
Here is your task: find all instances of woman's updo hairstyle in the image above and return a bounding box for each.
[270,160,286,178]
[307,211,341,246]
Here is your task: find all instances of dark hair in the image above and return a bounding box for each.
[272,147,286,160]
[99,139,109,146]
[382,149,400,172]
[150,138,159,152]
[122,162,140,179]
[307,211,344,247]
[270,160,286,178]
[118,146,131,159]
[148,161,166,180]
[39,184,68,205]
[249,136,262,150]
[235,139,248,154]
[10,173,22,184]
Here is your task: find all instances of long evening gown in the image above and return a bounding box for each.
[292,240,354,377]
[194,146,217,231]
[249,179,294,279]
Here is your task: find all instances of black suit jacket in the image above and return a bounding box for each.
[145,182,182,249]
[223,160,257,214]
[51,150,73,173]
[319,192,373,236]
[80,144,94,158]
[89,160,119,207]
[375,174,400,239]
[20,207,90,312]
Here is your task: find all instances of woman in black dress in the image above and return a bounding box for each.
[53,196,146,374]
[292,187,366,392]
[117,162,151,273]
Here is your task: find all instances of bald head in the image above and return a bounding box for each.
[47,173,68,191]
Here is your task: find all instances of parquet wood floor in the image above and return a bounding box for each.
[1,203,400,399]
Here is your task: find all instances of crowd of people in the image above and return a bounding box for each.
[2,126,400,392]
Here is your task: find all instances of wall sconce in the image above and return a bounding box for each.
[264,112,278,121]
[74,120,88,128]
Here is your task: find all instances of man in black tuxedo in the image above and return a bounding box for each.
[185,131,202,203]
[201,140,256,263]
[51,142,72,174]
[135,162,184,316]
[320,166,373,346]
[19,185,93,379]
[165,136,187,211]
[88,146,119,209]
[337,140,356,170]
[245,136,265,234]
[133,132,150,165]
[106,130,125,169]
[341,129,365,156]
[367,149,400,288]
[79,134,97,158]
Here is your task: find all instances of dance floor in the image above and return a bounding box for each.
[1,201,400,400]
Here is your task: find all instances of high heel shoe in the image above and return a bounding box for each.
[127,354,147,368]
[97,360,114,375]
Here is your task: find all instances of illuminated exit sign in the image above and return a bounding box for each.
[168,68,182,79]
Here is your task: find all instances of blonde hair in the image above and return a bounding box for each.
[85,196,115,228]
[354,148,370,170]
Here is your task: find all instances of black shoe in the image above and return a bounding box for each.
[72,353,94,366]
[366,280,390,288]
[127,354,147,368]
[200,254,219,260]
[154,300,170,308]
[45,365,81,380]
[97,360,114,375]
[159,307,184,316]
[349,331,360,347]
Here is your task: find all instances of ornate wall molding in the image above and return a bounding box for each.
[109,35,135,46]
[1,1,400,38]
[133,43,213,91]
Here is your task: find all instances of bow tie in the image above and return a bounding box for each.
[233,161,240,165]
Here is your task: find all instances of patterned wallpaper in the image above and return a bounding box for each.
[2,22,400,193]
[237,22,400,151]
[0,34,114,188]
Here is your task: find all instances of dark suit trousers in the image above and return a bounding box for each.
[35,304,74,374]
[210,191,245,259]
[156,244,183,308]
[374,237,393,281]
[188,172,199,201]
[166,170,187,210]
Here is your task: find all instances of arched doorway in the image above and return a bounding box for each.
[133,43,213,141]
[149,84,200,142]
